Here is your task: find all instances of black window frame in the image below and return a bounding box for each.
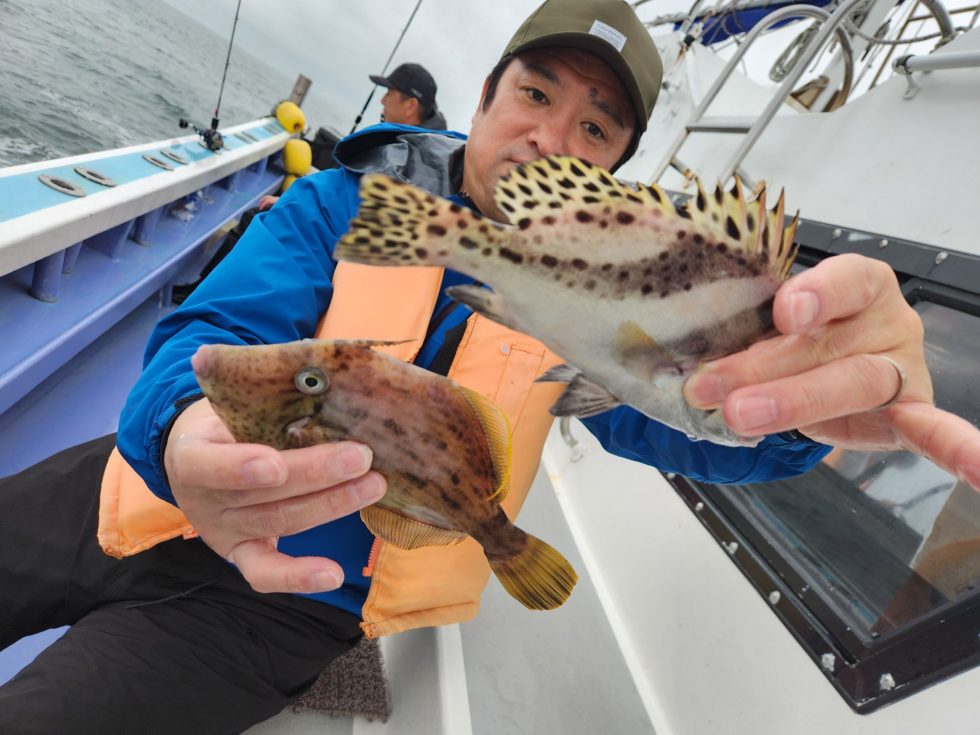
[664,216,980,714]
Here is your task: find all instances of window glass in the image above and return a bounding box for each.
[714,300,980,646]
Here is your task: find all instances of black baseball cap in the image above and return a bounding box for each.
[503,0,663,135]
[369,63,437,109]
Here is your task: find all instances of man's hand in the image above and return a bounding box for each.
[685,253,980,490]
[163,399,386,593]
[258,194,279,211]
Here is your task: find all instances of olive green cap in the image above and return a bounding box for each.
[502,0,663,134]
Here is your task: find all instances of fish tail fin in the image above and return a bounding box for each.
[489,532,578,610]
[335,174,506,267]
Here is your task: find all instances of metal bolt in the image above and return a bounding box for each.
[768,591,781,605]
[935,251,948,265]
[831,228,842,239]
[725,541,739,554]
[879,238,889,248]
[694,501,704,512]
[821,653,836,672]
[666,472,676,480]
[879,673,896,691]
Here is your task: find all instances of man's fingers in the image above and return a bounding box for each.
[685,262,925,411]
[228,539,346,594]
[891,403,980,491]
[685,330,877,408]
[171,436,287,490]
[773,253,902,333]
[721,354,906,436]
[223,472,386,539]
[173,438,374,498]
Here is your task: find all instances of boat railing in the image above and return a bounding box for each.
[650,0,881,186]
[0,118,288,416]
[893,46,980,95]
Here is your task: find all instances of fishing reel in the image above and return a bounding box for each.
[178,117,225,152]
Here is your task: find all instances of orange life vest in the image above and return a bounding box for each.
[98,262,563,638]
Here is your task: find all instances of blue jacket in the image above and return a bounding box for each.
[117,124,831,615]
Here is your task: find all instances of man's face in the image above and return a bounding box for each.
[381,88,421,126]
[463,48,636,223]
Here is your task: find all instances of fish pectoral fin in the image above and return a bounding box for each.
[549,375,622,418]
[535,363,581,384]
[458,385,513,502]
[613,321,681,380]
[446,286,517,330]
[360,505,467,550]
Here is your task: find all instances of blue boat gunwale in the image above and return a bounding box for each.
[0,118,290,278]
[0,120,289,417]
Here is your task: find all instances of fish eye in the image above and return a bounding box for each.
[295,366,329,395]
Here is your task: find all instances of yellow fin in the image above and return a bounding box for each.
[489,533,578,610]
[613,321,679,378]
[458,385,512,502]
[764,189,800,278]
[493,155,675,224]
[360,504,466,550]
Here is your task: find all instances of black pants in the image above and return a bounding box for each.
[0,435,363,735]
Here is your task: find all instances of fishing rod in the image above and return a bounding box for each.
[349,0,424,134]
[179,0,244,151]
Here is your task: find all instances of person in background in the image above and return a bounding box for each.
[168,63,452,304]
[371,62,447,130]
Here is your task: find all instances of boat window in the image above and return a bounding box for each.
[679,294,980,710]
[723,299,979,639]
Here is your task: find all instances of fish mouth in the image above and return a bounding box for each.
[284,416,312,446]
[190,345,215,382]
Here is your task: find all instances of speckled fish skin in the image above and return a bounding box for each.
[192,339,577,610]
[335,155,798,447]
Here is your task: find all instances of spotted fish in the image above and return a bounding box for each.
[192,339,577,610]
[335,155,798,446]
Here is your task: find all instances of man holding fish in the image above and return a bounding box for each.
[2,0,978,731]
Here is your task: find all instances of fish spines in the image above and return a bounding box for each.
[683,174,798,281]
[488,532,579,610]
[336,173,505,268]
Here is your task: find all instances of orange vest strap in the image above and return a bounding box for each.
[316,262,444,362]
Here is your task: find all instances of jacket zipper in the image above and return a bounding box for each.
[362,537,382,577]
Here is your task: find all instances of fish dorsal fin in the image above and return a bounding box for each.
[762,189,800,278]
[684,176,799,279]
[360,505,466,550]
[493,155,675,225]
[685,178,751,250]
[458,385,512,502]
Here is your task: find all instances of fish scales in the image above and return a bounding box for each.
[336,155,798,447]
[192,338,577,610]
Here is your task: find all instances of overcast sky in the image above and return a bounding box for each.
[161,0,693,135]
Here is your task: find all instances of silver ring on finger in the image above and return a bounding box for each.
[873,354,908,411]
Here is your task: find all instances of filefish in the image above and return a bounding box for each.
[335,155,799,446]
[191,339,577,610]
